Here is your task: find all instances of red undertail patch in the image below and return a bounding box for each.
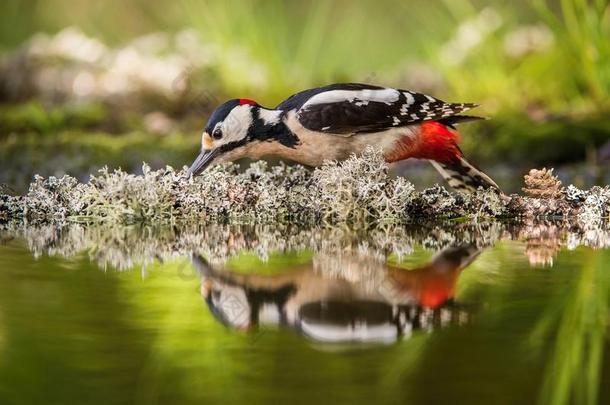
[417,121,462,164]
[386,121,462,164]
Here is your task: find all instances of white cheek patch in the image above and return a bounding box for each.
[219,105,253,145]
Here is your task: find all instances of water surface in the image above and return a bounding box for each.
[0,222,609,405]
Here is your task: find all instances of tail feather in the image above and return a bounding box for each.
[412,120,500,193]
[430,157,500,193]
[437,115,486,129]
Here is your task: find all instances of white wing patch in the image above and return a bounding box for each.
[403,91,415,105]
[259,108,282,125]
[302,88,400,108]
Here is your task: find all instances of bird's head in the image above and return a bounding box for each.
[187,98,260,176]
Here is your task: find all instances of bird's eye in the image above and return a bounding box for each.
[212,128,223,140]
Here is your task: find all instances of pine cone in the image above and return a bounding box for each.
[522,168,564,199]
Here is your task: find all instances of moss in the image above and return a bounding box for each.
[0,131,198,192]
[0,101,107,134]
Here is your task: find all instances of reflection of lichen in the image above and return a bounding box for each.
[1,219,608,271]
[1,148,609,225]
[0,194,23,222]
[0,221,491,270]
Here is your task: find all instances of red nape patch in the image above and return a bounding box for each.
[239,98,258,106]
[417,121,462,164]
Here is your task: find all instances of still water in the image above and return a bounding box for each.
[0,221,609,405]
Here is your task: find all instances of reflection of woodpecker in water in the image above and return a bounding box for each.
[192,245,481,345]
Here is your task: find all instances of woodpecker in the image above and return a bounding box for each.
[188,83,499,192]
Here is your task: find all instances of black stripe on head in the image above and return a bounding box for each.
[205,99,241,133]
[218,139,248,155]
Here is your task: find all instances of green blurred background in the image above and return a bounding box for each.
[1,0,609,191]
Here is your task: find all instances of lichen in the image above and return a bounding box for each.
[0,148,608,226]
[578,186,610,225]
[311,148,415,224]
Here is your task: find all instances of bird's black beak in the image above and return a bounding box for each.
[187,149,219,176]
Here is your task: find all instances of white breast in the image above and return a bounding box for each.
[218,110,419,167]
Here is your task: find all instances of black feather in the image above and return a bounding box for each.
[437,115,486,129]
[279,83,480,135]
[276,83,386,112]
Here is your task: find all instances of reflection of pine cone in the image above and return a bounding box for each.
[520,221,562,267]
[525,240,561,267]
[522,168,564,199]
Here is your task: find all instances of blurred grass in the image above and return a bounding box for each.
[4,0,608,110]
[534,0,610,107]
[0,0,609,185]
[177,0,610,114]
[0,101,107,134]
[178,0,448,102]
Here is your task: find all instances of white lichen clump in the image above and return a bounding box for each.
[1,148,458,225]
[1,148,608,225]
[312,148,415,223]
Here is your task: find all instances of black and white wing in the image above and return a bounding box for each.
[277,83,478,135]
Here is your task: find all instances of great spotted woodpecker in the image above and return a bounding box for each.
[188,83,499,192]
